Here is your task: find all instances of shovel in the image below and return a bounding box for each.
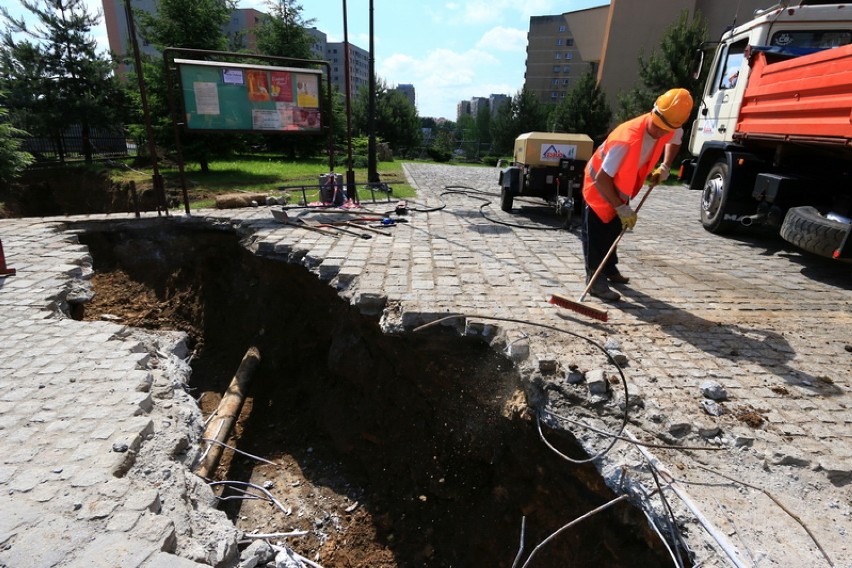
[272,209,340,237]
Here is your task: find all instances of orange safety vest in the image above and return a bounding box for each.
[583,113,673,223]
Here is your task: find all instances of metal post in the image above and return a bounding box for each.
[367,0,379,184]
[342,0,358,203]
[123,0,168,216]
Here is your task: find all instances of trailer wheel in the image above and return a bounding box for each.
[780,206,850,261]
[501,187,513,212]
[700,160,739,233]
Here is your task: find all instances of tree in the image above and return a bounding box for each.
[617,10,708,123]
[549,70,612,145]
[353,79,421,157]
[136,0,235,172]
[136,0,233,52]
[0,0,125,163]
[0,89,33,184]
[454,113,476,158]
[255,0,315,61]
[474,104,491,157]
[490,88,548,155]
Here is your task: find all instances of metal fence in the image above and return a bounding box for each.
[21,124,129,163]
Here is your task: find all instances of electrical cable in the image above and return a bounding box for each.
[440,184,574,231]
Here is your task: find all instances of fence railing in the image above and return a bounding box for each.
[21,124,129,163]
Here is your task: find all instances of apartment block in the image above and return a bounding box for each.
[104,2,373,101]
[456,100,471,121]
[524,0,770,114]
[395,84,416,108]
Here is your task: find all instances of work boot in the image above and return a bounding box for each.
[607,269,630,284]
[588,279,621,302]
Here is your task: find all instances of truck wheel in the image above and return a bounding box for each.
[501,187,513,212]
[780,206,850,261]
[700,160,739,233]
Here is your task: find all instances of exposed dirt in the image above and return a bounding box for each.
[78,223,675,568]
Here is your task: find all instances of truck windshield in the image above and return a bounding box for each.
[770,29,852,49]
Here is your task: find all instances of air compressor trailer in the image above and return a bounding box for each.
[498,132,594,221]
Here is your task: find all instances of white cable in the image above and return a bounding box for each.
[624,428,751,568]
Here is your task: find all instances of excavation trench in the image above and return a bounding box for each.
[78,222,675,568]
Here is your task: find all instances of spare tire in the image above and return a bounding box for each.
[779,206,850,260]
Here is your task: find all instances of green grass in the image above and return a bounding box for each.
[109,154,419,209]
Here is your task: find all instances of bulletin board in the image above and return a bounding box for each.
[175,59,323,133]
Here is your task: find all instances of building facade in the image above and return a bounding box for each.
[456,100,471,121]
[307,28,370,100]
[104,2,373,101]
[395,84,416,108]
[524,0,770,115]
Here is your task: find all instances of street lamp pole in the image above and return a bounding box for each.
[122,0,167,215]
[341,0,358,203]
[367,0,379,184]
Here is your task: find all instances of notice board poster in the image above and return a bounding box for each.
[176,59,322,133]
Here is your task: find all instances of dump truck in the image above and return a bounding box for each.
[498,132,594,220]
[681,1,852,260]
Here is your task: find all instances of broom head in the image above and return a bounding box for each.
[549,294,608,322]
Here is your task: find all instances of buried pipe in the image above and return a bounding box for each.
[195,346,261,479]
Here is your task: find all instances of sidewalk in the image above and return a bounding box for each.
[1,162,850,568]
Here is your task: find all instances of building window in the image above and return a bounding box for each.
[552,65,561,72]
[556,39,564,46]
[565,52,573,60]
[551,78,560,85]
[563,65,570,73]
[558,25,566,32]
[551,92,559,98]
[566,38,574,47]
[554,53,561,59]
[563,78,570,85]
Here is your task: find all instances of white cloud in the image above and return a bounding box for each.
[379,47,512,118]
[476,27,528,52]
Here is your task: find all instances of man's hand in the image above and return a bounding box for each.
[615,204,637,230]
[650,163,670,185]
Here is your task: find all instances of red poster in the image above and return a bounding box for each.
[246,70,270,102]
[270,71,293,103]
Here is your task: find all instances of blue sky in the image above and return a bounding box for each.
[6,0,606,119]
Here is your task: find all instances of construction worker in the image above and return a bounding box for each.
[581,88,694,301]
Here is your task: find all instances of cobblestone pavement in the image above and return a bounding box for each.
[0,162,850,567]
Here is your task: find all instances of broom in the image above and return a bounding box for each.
[550,183,658,322]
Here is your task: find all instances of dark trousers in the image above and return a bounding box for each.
[581,205,622,280]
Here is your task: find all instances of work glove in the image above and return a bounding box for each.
[615,204,637,230]
[650,163,670,185]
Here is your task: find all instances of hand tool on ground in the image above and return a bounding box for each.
[272,209,340,237]
[549,183,657,322]
[300,217,372,239]
[341,221,392,236]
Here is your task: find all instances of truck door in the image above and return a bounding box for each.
[691,39,749,149]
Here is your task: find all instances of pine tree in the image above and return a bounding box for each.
[549,70,612,145]
[1,0,124,163]
[255,0,315,61]
[0,89,34,184]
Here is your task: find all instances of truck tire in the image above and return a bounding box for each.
[501,187,514,212]
[780,206,850,261]
[700,159,739,233]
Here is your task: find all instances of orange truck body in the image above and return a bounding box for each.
[735,43,852,143]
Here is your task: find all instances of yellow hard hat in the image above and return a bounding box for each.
[651,88,693,131]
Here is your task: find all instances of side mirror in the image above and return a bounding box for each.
[691,49,705,81]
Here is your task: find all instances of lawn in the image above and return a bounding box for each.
[111,154,419,209]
